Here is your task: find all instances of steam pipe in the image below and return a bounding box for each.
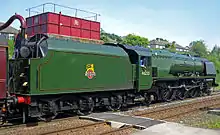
[0,13,26,38]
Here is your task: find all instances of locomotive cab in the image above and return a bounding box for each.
[117,44,153,91]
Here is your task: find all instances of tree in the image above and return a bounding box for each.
[100,28,123,43]
[156,38,168,42]
[189,40,207,57]
[164,41,176,52]
[100,34,110,43]
[211,45,220,58]
[168,41,176,52]
[122,34,149,48]
[8,39,14,59]
[100,29,149,47]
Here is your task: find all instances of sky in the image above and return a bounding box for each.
[1,0,220,50]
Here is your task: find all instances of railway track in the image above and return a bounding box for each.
[99,125,136,135]
[1,92,219,135]
[1,92,219,127]
[130,93,220,121]
[125,91,220,113]
[0,116,97,135]
[0,115,80,131]
[0,116,137,135]
[41,121,109,135]
[37,121,136,135]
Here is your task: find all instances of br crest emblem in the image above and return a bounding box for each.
[85,64,96,79]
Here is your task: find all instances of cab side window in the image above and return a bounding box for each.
[140,56,145,67]
[140,56,151,67]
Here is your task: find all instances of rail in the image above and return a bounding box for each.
[40,121,108,135]
[25,2,101,21]
[133,94,220,120]
[99,125,135,135]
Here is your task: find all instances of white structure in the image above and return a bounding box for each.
[0,22,18,40]
[149,38,189,52]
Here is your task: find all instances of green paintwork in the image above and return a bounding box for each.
[29,38,134,95]
[118,45,153,91]
[15,37,215,96]
[152,50,174,77]
[152,49,205,78]
[134,50,151,57]
[193,57,205,74]
[170,54,203,75]
[138,56,153,91]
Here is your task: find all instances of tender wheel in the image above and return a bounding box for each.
[161,88,173,102]
[176,89,186,100]
[77,98,94,116]
[0,114,6,125]
[107,95,122,111]
[37,101,58,122]
[203,87,212,96]
[206,89,211,96]
[143,93,151,106]
[189,88,199,98]
[38,113,57,122]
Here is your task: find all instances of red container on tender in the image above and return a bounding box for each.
[81,29,91,39]
[34,25,41,34]
[71,28,81,37]
[71,17,81,28]
[91,21,100,31]
[60,15,71,27]
[26,27,33,36]
[26,12,101,40]
[46,13,59,24]
[91,31,100,40]
[60,25,70,36]
[26,17,33,27]
[81,19,91,30]
[33,15,41,25]
[42,24,59,34]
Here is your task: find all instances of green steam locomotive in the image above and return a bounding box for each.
[0,3,217,123]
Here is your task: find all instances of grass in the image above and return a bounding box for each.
[216,86,220,91]
[8,39,14,59]
[207,121,220,129]
[214,83,220,91]
[176,111,220,129]
[194,120,220,129]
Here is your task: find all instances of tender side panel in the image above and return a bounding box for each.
[29,40,133,94]
[0,46,7,99]
[30,51,133,94]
